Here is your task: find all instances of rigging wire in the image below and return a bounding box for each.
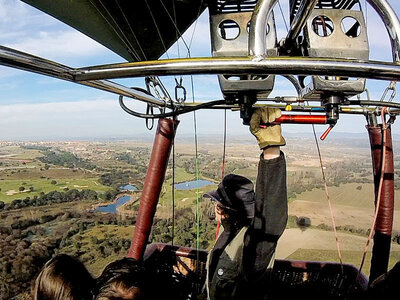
[171,0,181,60]
[311,123,344,271]
[144,0,170,59]
[215,109,228,240]
[222,109,227,180]
[358,108,389,277]
[307,13,343,272]
[307,98,344,271]
[159,0,192,57]
[171,119,176,246]
[188,0,204,56]
[88,0,141,61]
[190,75,201,268]
[119,95,225,118]
[278,0,289,32]
[170,0,179,246]
[115,0,148,61]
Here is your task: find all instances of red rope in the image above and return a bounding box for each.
[311,124,344,270]
[358,107,388,276]
[215,222,221,240]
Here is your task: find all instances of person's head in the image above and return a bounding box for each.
[204,174,255,225]
[95,258,147,300]
[33,254,95,300]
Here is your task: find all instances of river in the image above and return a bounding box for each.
[96,195,131,213]
[119,184,138,191]
[174,179,216,190]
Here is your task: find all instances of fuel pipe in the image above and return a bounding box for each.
[128,118,179,260]
[261,114,335,140]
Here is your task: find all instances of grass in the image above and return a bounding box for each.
[58,224,134,276]
[0,178,112,202]
[292,182,400,209]
[160,167,218,207]
[286,248,400,278]
[0,167,96,180]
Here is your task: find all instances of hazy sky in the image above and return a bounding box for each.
[0,0,399,140]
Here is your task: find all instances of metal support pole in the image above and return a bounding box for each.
[284,0,318,52]
[368,0,400,62]
[367,125,395,283]
[128,118,179,260]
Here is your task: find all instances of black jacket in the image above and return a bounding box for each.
[206,152,288,299]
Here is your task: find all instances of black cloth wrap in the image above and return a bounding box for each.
[243,152,288,295]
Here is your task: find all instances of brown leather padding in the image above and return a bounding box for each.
[367,126,394,236]
[128,118,179,260]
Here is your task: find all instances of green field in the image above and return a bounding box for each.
[287,248,400,278]
[0,166,97,180]
[159,167,218,208]
[292,182,400,210]
[0,145,112,203]
[59,224,134,276]
[0,178,112,202]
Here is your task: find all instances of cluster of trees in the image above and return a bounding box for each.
[21,145,50,151]
[38,149,95,170]
[172,153,255,183]
[99,170,142,189]
[0,189,99,211]
[150,202,216,250]
[0,232,59,299]
[0,209,136,299]
[117,153,138,165]
[88,234,131,259]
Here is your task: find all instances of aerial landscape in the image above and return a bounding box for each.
[1,0,400,299]
[0,134,399,299]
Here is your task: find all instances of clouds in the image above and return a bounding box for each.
[0,0,118,68]
[0,99,141,139]
[0,1,399,139]
[5,30,106,61]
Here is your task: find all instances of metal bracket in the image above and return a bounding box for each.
[302,8,369,98]
[210,10,277,100]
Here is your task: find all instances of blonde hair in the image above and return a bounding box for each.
[96,281,144,300]
[33,254,94,300]
[94,258,147,300]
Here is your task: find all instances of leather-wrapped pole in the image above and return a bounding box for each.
[367,125,394,283]
[128,118,179,260]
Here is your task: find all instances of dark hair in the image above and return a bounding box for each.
[33,254,95,300]
[95,258,147,300]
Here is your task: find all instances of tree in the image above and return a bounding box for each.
[29,187,34,192]
[51,180,57,185]
[18,186,25,192]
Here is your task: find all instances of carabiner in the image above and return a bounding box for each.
[175,78,186,103]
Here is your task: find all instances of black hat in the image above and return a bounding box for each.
[204,174,255,219]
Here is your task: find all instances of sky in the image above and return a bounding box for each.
[0,0,399,141]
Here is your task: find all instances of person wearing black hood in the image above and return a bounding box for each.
[204,107,288,300]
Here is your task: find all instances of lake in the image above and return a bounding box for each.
[119,184,138,191]
[96,195,131,213]
[174,180,216,190]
